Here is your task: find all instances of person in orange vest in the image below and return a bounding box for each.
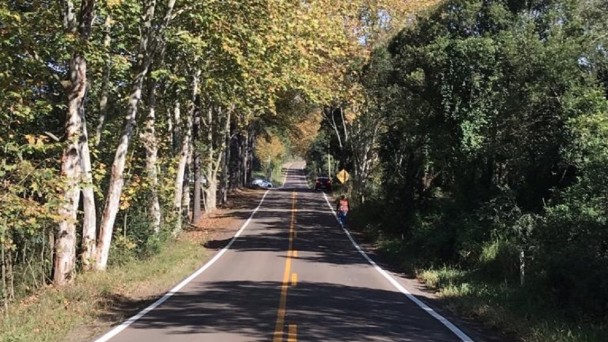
[336,194,350,228]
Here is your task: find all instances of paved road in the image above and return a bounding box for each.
[94,163,476,342]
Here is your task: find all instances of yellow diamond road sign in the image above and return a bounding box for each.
[336,169,350,184]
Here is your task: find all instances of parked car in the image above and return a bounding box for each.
[314,176,332,191]
[251,178,273,189]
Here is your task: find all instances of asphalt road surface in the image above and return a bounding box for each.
[94,163,480,342]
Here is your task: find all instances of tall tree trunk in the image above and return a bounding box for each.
[325,106,344,150]
[168,100,175,152]
[240,128,255,187]
[55,54,84,285]
[235,133,243,188]
[241,132,249,187]
[349,113,382,205]
[339,107,349,145]
[181,148,192,224]
[143,81,161,233]
[204,106,231,212]
[247,128,255,184]
[96,0,157,271]
[55,0,95,285]
[191,103,202,223]
[174,70,198,232]
[173,102,192,233]
[172,100,184,210]
[80,120,97,270]
[203,105,216,212]
[142,38,167,234]
[78,1,98,264]
[219,131,231,204]
[172,94,182,152]
[204,178,217,212]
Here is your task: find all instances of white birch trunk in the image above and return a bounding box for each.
[203,106,216,212]
[55,0,95,285]
[96,88,141,270]
[191,105,202,223]
[143,83,161,233]
[204,179,218,212]
[204,106,231,212]
[326,106,344,150]
[173,70,199,232]
[96,0,157,270]
[520,249,525,287]
[182,148,192,220]
[172,101,184,208]
[168,103,175,152]
[241,131,249,186]
[172,96,182,152]
[349,113,382,204]
[55,55,85,285]
[219,132,230,205]
[78,0,98,261]
[80,124,97,270]
[173,102,192,233]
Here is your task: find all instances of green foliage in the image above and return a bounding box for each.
[355,0,608,337]
[478,238,519,279]
[2,0,372,305]
[418,264,608,342]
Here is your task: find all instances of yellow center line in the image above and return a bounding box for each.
[288,324,298,342]
[273,192,297,342]
[291,273,298,286]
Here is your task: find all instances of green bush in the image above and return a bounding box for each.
[478,238,520,281]
[532,197,608,318]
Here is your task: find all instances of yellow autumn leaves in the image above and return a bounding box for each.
[255,135,285,172]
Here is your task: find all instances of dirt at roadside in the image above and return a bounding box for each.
[181,188,266,245]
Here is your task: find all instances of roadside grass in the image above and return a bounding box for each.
[270,167,284,187]
[416,263,608,342]
[0,237,208,342]
[350,203,608,342]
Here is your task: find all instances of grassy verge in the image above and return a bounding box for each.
[412,256,607,341]
[351,202,608,342]
[0,237,208,342]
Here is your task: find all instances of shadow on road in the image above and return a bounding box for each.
[101,280,463,342]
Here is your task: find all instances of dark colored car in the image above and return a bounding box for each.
[314,177,332,191]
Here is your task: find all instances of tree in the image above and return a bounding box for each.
[255,135,286,178]
[359,0,608,318]
[54,0,96,286]
[96,0,176,270]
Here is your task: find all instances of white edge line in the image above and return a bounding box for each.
[94,189,271,342]
[322,193,474,342]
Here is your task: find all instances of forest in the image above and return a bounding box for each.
[2,0,608,340]
[308,0,608,339]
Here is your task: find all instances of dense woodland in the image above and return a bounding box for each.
[310,0,608,331]
[2,0,608,338]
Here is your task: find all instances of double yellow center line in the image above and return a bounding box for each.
[273,192,298,342]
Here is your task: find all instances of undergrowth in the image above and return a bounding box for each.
[0,237,207,342]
